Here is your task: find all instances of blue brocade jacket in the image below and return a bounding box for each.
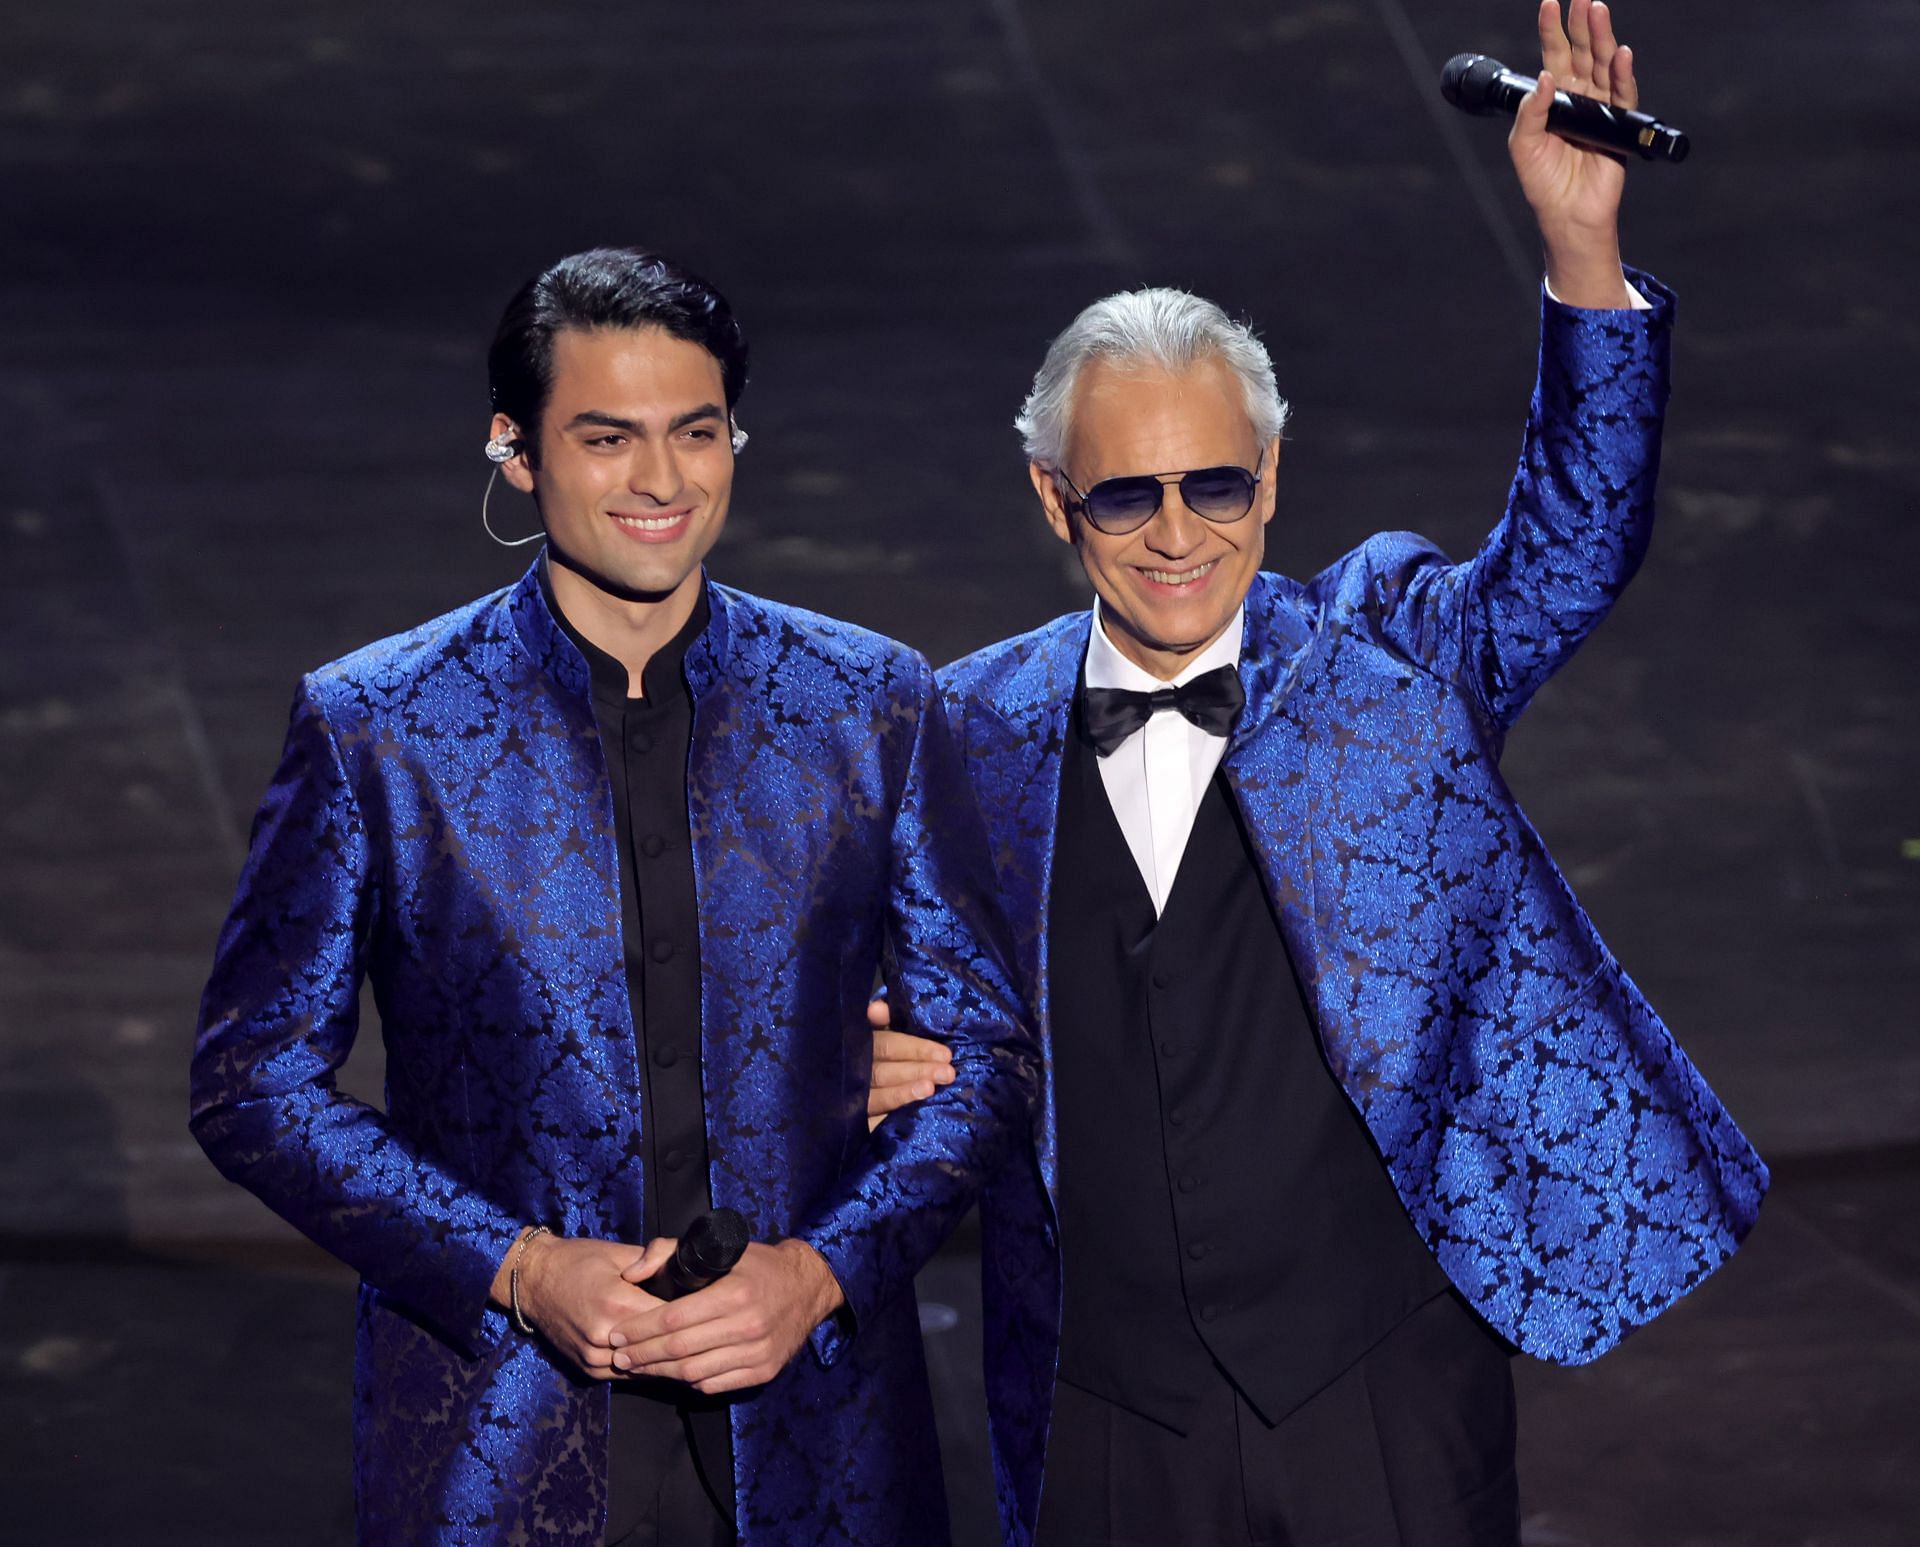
[937,274,1768,1545]
[191,570,1037,1544]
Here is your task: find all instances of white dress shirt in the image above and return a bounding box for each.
[1083,602,1245,915]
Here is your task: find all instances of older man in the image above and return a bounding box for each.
[870,4,1766,1543]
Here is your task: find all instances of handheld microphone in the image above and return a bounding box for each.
[1440,53,1690,163]
[644,1208,751,1300]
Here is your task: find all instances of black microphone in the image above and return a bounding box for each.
[1440,52,1689,163]
[645,1208,751,1300]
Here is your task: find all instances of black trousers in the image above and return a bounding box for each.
[603,1384,735,1547]
[1036,1291,1519,1547]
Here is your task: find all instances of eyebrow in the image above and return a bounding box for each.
[563,404,726,434]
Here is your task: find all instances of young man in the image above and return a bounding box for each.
[870,5,1765,1543]
[192,248,1036,1545]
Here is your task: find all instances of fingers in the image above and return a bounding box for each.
[1538,0,1573,80]
[618,1235,678,1285]
[868,1076,942,1125]
[614,1313,763,1376]
[872,1028,951,1064]
[1567,0,1594,85]
[1511,68,1555,149]
[870,1062,953,1096]
[1587,2,1618,104]
[865,997,892,1031]
[611,1286,761,1369]
[1612,43,1637,112]
[869,1029,955,1122]
[868,1075,937,1110]
[609,1275,739,1348]
[575,1340,623,1381]
[649,1339,781,1392]
[619,1312,788,1391]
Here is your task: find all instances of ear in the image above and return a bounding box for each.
[1028,461,1077,547]
[1256,435,1282,527]
[490,412,537,494]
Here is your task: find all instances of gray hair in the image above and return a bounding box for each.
[1015,287,1290,468]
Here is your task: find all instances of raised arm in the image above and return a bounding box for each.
[189,681,524,1357]
[1349,0,1672,728]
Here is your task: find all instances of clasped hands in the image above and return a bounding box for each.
[494,1230,844,1395]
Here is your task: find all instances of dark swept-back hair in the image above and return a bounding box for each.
[487,247,750,460]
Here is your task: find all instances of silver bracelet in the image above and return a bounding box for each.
[509,1225,552,1335]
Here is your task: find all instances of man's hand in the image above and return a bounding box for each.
[1510,0,1638,308]
[489,1231,676,1380]
[865,996,956,1129]
[606,1239,846,1395]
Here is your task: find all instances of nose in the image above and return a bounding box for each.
[1142,480,1204,557]
[625,439,686,504]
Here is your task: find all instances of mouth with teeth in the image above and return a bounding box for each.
[1136,558,1219,592]
[608,508,694,543]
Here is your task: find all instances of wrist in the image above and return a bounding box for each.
[490,1226,531,1308]
[1540,229,1631,310]
[782,1238,846,1324]
[493,1225,554,1329]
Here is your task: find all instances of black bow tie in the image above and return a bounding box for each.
[1082,665,1245,757]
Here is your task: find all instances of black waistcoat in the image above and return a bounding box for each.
[1050,710,1447,1433]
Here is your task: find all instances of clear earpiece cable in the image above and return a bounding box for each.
[481,465,544,547]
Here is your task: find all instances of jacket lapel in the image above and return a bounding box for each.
[1220,573,1330,1023]
[963,623,1081,1198]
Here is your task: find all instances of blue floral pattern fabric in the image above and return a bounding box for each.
[192,567,1037,1544]
[941,272,1767,1546]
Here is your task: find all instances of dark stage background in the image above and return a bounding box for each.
[5,2,1917,1542]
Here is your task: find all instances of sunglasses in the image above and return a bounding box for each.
[1056,449,1267,535]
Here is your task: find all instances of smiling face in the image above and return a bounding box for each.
[1033,354,1278,680]
[496,324,733,614]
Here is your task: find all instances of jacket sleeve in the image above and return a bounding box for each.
[795,659,1039,1362]
[1354,268,1673,731]
[189,679,523,1358]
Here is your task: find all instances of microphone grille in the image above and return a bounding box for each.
[1440,53,1506,114]
[682,1207,752,1275]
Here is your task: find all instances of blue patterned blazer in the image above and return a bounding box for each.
[191,567,1037,1544]
[938,275,1768,1544]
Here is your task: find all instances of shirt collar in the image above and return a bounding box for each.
[1084,598,1245,695]
[538,552,711,707]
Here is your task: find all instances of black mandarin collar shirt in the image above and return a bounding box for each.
[537,557,714,1241]
[539,559,735,1538]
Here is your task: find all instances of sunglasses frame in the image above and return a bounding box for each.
[1055,448,1268,536]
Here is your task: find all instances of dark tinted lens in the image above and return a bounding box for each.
[1179,466,1257,520]
[1083,476,1165,531]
